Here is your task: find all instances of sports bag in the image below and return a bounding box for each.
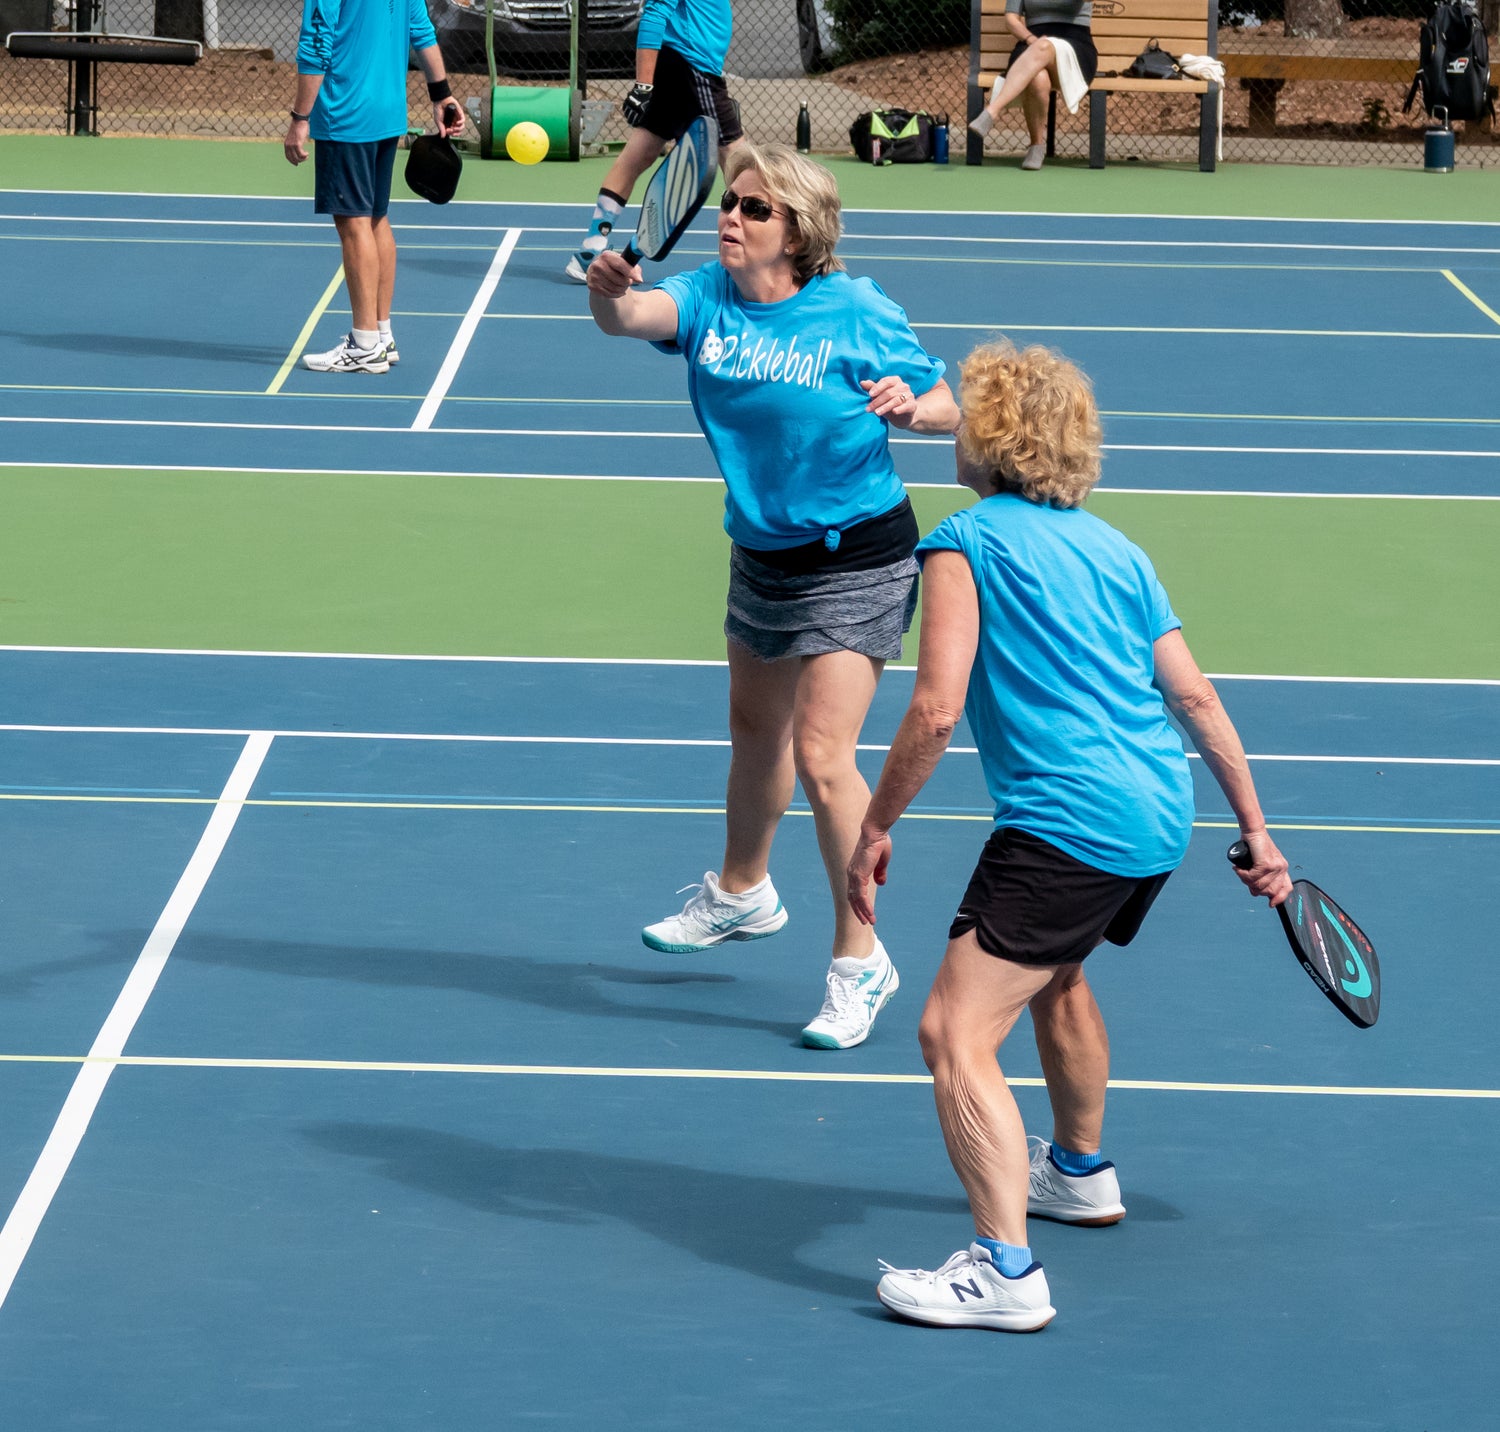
[849,109,933,163]
[1403,1,1496,124]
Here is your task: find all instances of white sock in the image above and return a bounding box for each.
[377,320,393,341]
[352,327,380,351]
[722,874,770,902]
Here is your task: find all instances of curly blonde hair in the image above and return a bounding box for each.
[957,341,1102,509]
[724,141,845,284]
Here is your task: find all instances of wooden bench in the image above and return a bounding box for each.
[968,0,1219,170]
[1218,34,1415,132]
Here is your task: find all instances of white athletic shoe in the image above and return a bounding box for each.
[381,339,400,365]
[564,254,590,283]
[1026,1136,1126,1225]
[877,1244,1055,1332]
[800,938,899,1050]
[641,871,788,953]
[303,333,390,374]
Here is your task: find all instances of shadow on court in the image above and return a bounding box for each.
[170,930,808,1041]
[305,1121,971,1301]
[0,328,287,365]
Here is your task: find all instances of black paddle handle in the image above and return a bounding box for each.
[1226,839,1253,870]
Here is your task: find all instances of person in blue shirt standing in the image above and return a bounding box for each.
[287,0,465,373]
[585,142,959,1050]
[846,340,1291,1331]
[565,0,743,282]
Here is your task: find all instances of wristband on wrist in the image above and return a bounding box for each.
[427,78,453,103]
[290,109,311,122]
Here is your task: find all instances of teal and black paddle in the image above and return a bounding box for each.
[622,114,720,266]
[1228,841,1380,1028]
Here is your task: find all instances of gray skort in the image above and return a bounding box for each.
[724,545,919,662]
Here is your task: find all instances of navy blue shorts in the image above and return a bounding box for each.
[950,827,1173,966]
[314,137,399,218]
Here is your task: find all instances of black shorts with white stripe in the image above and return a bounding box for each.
[640,44,742,145]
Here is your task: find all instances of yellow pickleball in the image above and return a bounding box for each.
[505,121,550,165]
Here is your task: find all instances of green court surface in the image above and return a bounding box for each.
[1,470,1496,675]
[4,132,1500,221]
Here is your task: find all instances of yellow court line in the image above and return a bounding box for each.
[266,264,346,395]
[1441,268,1500,327]
[0,1053,1494,1099]
[0,791,1493,839]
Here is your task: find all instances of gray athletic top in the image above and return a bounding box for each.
[1005,0,1093,24]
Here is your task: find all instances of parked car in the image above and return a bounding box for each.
[427,0,642,79]
[796,0,835,73]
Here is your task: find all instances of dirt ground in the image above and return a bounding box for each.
[3,20,1495,156]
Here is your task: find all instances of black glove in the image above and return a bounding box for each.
[622,82,654,128]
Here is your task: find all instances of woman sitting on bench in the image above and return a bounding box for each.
[969,0,1097,170]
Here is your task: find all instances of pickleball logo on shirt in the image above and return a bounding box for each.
[695,329,833,389]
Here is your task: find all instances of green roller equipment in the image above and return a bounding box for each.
[480,0,579,160]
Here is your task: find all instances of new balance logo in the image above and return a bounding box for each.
[950,1278,985,1302]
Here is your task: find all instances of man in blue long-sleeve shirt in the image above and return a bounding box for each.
[565,0,743,282]
[286,0,464,373]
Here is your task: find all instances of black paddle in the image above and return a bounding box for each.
[1227,841,1380,1028]
[621,114,720,266]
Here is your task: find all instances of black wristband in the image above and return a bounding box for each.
[290,109,311,122]
[426,78,453,103]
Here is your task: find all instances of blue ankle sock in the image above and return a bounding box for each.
[975,1237,1033,1278]
[1051,1142,1105,1176]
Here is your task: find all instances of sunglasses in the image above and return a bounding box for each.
[719,190,786,223]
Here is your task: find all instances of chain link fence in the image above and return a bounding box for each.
[2,0,1496,164]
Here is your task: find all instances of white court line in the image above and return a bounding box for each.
[1,646,1497,683]
[412,229,521,432]
[7,413,1500,462]
[0,723,1496,766]
[3,461,1498,502]
[0,732,272,1312]
[0,1054,1493,1099]
[9,191,1500,228]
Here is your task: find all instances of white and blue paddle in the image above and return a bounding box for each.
[621,114,720,266]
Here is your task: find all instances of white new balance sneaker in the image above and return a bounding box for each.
[1026,1136,1126,1225]
[800,939,899,1050]
[303,334,390,374]
[641,871,788,953]
[877,1244,1055,1332]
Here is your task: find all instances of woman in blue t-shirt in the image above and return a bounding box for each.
[846,340,1291,1332]
[586,141,959,1052]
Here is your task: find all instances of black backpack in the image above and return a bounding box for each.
[849,109,934,163]
[1404,1,1497,124]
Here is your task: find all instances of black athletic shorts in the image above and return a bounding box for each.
[314,136,399,219]
[641,44,744,144]
[950,827,1173,966]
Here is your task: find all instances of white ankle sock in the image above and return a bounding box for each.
[352,328,380,351]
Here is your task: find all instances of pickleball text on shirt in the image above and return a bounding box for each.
[696,329,834,389]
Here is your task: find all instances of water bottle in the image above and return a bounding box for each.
[796,100,811,153]
[932,114,949,164]
[871,136,882,165]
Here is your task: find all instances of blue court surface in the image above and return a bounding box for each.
[1,188,1498,1430]
[0,649,1495,1430]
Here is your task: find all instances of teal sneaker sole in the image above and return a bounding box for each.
[641,909,788,954]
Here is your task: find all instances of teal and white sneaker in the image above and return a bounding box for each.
[801,938,899,1049]
[641,871,788,953]
[876,1244,1055,1332]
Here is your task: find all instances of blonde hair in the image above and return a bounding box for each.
[724,141,845,283]
[958,341,1102,509]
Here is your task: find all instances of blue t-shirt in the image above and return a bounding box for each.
[298,0,437,143]
[638,0,733,76]
[918,494,1194,876]
[653,264,946,549]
